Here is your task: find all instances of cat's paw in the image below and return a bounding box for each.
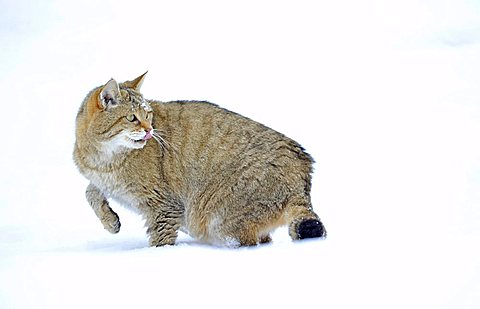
[101,211,121,234]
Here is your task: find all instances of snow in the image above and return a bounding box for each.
[1,1,480,308]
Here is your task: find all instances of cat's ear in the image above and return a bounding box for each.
[124,71,148,91]
[99,78,120,110]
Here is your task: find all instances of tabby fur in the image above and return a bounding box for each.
[73,73,326,247]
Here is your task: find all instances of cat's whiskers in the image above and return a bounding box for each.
[151,129,176,153]
[151,134,166,152]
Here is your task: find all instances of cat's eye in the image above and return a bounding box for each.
[146,112,152,120]
[126,114,137,122]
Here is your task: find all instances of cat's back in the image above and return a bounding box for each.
[152,100,311,161]
[151,100,313,191]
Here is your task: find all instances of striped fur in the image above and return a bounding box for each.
[73,73,326,247]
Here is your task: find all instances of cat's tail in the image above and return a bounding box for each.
[286,200,326,240]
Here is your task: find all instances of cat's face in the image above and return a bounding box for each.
[87,73,155,153]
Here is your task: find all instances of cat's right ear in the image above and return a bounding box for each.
[99,79,120,110]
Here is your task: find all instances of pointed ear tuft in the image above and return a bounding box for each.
[99,79,120,110]
[124,71,148,91]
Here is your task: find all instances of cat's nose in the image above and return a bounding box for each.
[143,129,153,141]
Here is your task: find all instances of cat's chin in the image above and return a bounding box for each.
[126,138,147,149]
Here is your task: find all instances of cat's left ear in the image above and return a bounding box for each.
[124,71,148,91]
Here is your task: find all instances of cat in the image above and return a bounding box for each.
[73,72,326,247]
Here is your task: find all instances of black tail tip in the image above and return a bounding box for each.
[298,219,326,239]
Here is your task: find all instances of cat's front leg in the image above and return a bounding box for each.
[85,183,121,234]
[145,208,182,247]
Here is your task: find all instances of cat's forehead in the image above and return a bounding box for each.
[120,88,152,112]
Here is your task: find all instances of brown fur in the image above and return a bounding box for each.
[73,73,326,247]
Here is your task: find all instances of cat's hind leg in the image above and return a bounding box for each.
[213,209,280,247]
[85,183,121,234]
[236,227,265,247]
[229,227,274,247]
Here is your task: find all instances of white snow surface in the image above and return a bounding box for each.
[1,1,480,308]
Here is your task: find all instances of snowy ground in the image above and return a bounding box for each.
[1,1,480,308]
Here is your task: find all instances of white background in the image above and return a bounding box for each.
[1,1,479,308]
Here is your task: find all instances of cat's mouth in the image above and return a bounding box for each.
[132,138,146,143]
[125,135,147,145]
[130,131,153,144]
[127,137,147,149]
[126,132,152,148]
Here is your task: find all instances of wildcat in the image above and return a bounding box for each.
[73,72,326,247]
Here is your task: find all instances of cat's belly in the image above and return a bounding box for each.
[110,192,142,214]
[182,204,234,246]
[105,185,142,213]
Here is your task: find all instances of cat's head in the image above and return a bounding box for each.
[77,72,154,154]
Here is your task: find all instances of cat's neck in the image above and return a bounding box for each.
[74,138,133,172]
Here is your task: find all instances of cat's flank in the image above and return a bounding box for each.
[73,72,326,247]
